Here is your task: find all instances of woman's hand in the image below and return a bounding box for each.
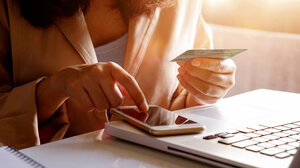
[176,58,236,106]
[37,62,148,129]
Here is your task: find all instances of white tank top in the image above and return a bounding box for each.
[94,33,128,66]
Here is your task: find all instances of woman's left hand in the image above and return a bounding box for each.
[177,58,236,106]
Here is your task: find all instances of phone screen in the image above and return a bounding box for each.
[115,106,197,126]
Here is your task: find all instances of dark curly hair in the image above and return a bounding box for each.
[15,0,175,28]
[16,0,90,28]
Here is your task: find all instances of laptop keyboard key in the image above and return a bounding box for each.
[262,135,279,141]
[257,142,276,148]
[283,124,299,129]
[227,130,239,134]
[232,140,258,148]
[288,142,300,148]
[254,131,272,136]
[264,128,281,133]
[293,121,300,126]
[272,132,290,138]
[277,144,296,151]
[287,149,298,155]
[215,132,228,137]
[292,128,300,132]
[246,145,265,152]
[260,147,285,156]
[269,140,286,146]
[247,125,267,131]
[203,135,218,140]
[278,137,297,143]
[218,135,250,145]
[282,130,298,135]
[289,135,300,140]
[252,137,269,143]
[220,134,234,139]
[274,126,291,131]
[238,128,254,133]
[244,133,261,138]
[275,152,291,159]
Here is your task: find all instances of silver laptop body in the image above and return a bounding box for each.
[105,90,300,168]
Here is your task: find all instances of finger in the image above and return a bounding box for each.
[177,75,219,104]
[188,58,236,73]
[136,112,149,122]
[178,66,234,88]
[122,108,140,118]
[97,74,124,107]
[83,82,110,111]
[116,82,131,100]
[108,62,148,112]
[178,68,227,98]
[72,88,95,113]
[79,71,110,110]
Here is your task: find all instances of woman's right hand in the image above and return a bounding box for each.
[37,62,148,131]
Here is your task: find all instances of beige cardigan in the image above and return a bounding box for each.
[0,0,212,149]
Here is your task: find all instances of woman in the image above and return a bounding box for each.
[0,0,236,149]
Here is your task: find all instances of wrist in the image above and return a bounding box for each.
[36,74,69,124]
[185,93,205,108]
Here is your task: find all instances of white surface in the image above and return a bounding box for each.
[21,89,300,168]
[95,33,127,66]
[21,130,212,168]
[0,147,36,168]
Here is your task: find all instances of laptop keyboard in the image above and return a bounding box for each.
[203,121,300,159]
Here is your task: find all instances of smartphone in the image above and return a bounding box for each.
[110,105,205,136]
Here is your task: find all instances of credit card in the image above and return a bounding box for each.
[170,49,247,62]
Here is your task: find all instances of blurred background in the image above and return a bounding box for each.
[202,0,300,96]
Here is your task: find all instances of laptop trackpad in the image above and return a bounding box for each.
[175,103,278,133]
[189,103,274,122]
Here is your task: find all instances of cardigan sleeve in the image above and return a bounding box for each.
[0,0,69,149]
[0,0,41,149]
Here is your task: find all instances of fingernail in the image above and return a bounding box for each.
[191,60,201,67]
[177,61,185,66]
[139,102,149,112]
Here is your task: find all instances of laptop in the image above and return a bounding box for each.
[105,90,300,168]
